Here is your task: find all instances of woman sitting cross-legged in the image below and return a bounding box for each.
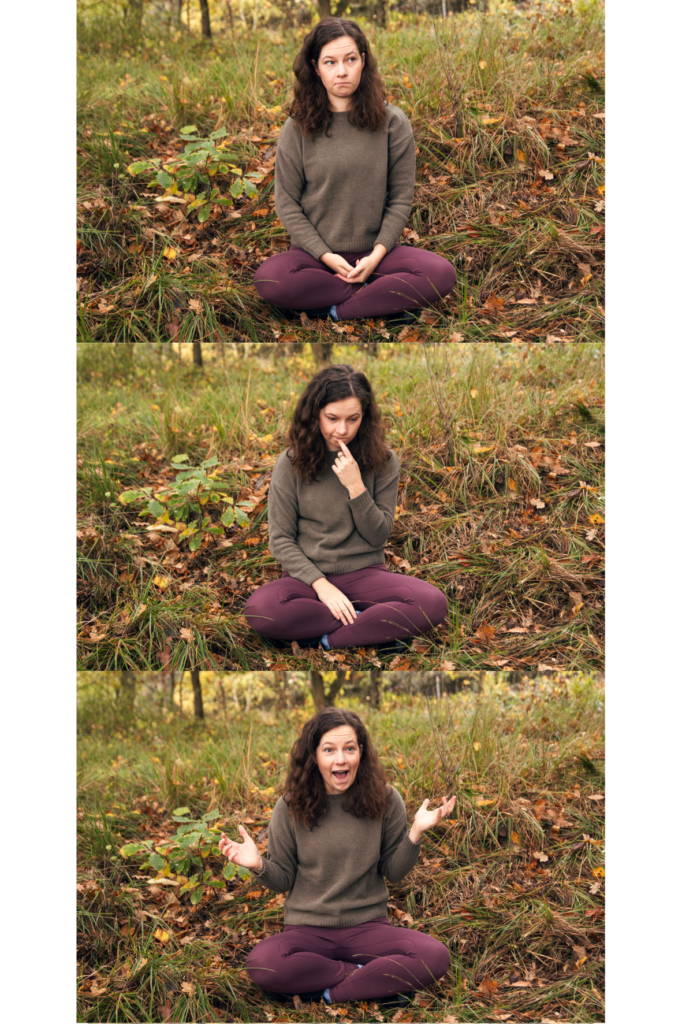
[243,363,448,651]
[254,17,456,322]
[219,708,455,1006]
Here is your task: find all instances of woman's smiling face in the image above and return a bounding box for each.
[316,725,363,794]
[319,396,363,451]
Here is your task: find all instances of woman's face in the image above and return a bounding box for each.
[313,35,365,109]
[316,725,363,795]
[319,396,363,451]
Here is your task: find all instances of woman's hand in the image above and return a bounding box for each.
[344,255,380,284]
[320,252,356,280]
[218,825,263,873]
[311,577,358,627]
[331,440,365,497]
[321,244,386,284]
[411,794,454,835]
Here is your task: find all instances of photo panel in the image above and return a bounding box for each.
[77,341,604,674]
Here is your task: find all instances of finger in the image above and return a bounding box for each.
[422,799,430,809]
[338,440,350,453]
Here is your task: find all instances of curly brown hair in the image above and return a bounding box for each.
[285,363,391,484]
[289,18,388,139]
[283,708,390,831]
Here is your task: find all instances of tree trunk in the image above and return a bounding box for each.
[369,669,382,707]
[224,1,235,36]
[327,670,347,706]
[317,0,332,18]
[166,670,177,709]
[118,671,136,713]
[309,670,326,712]
[192,341,203,367]
[312,342,333,365]
[199,0,212,38]
[126,0,144,29]
[172,0,184,27]
[374,0,386,27]
[190,669,205,719]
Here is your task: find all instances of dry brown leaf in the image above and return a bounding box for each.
[475,622,496,642]
[477,975,499,996]
[181,982,196,996]
[448,330,464,342]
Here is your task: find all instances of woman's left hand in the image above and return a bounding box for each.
[343,254,381,284]
[331,440,365,496]
[411,795,456,841]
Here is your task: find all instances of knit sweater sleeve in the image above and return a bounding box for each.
[373,106,416,254]
[274,117,331,261]
[267,451,325,587]
[348,449,400,548]
[378,786,422,884]
[253,797,298,894]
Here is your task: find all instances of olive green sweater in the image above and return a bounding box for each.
[267,446,400,586]
[255,785,421,927]
[274,104,416,260]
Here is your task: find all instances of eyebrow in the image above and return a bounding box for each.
[323,51,358,58]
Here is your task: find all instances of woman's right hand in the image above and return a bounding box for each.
[320,252,356,281]
[312,578,358,627]
[219,825,263,873]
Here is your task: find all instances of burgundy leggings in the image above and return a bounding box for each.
[245,917,451,1001]
[254,244,457,320]
[243,564,448,648]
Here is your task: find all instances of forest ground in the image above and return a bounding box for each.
[77,673,605,1023]
[77,3,605,344]
[77,342,605,672]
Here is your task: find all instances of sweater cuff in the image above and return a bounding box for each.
[375,226,402,253]
[348,487,373,512]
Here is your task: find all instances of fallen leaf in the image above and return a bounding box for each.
[477,975,499,996]
[516,149,526,163]
[179,628,193,640]
[441,661,455,670]
[90,984,107,995]
[181,981,196,996]
[163,247,177,261]
[511,831,520,844]
[448,331,464,342]
[508,478,517,492]
[529,498,546,509]
[532,850,549,862]
[587,793,605,802]
[483,293,504,313]
[153,575,170,590]
[537,663,555,672]
[472,741,481,752]
[154,927,170,943]
[475,622,495,642]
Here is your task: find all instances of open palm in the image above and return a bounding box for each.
[414,796,456,835]
[218,825,262,871]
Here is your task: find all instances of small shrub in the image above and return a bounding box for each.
[120,806,251,905]
[119,454,252,551]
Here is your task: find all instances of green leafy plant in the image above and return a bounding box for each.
[119,454,252,551]
[126,125,262,223]
[120,806,251,905]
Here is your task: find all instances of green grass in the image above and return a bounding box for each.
[77,2,605,343]
[77,670,605,1023]
[77,341,604,671]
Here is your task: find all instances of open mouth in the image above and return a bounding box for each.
[332,770,349,782]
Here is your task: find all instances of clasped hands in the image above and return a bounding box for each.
[319,252,382,288]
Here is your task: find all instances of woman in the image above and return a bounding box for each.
[219,708,455,1005]
[243,364,448,651]
[254,17,456,323]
